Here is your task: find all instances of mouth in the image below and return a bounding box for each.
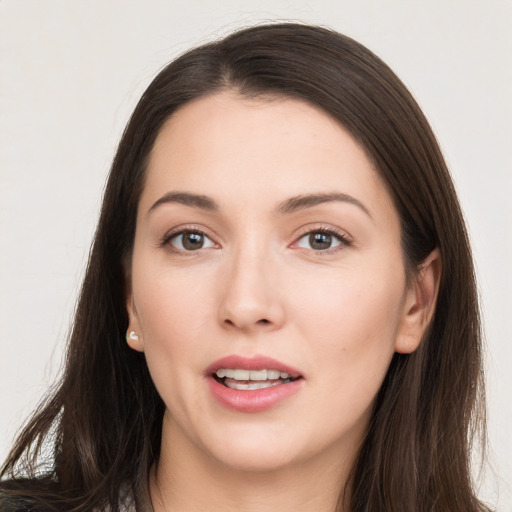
[206,355,304,412]
[213,368,301,391]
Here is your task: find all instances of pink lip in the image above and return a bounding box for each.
[205,355,304,413]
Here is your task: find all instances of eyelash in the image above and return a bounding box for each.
[294,226,352,254]
[160,226,352,254]
[159,226,215,253]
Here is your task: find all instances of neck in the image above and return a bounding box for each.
[149,414,356,512]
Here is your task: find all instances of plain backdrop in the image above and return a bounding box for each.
[1,0,511,509]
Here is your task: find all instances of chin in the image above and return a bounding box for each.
[210,444,300,474]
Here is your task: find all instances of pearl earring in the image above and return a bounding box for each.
[127,330,139,342]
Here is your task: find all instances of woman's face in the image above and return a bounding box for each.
[127,91,426,472]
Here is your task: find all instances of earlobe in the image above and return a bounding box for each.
[126,329,144,352]
[126,288,144,352]
[395,248,442,354]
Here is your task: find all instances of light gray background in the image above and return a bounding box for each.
[1,1,511,509]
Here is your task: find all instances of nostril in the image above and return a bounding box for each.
[221,317,273,329]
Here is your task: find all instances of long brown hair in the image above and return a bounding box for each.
[1,23,488,512]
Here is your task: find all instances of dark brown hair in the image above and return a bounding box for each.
[1,23,489,512]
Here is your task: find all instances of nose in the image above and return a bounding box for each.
[217,247,286,334]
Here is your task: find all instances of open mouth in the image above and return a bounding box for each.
[207,359,304,412]
[213,368,301,391]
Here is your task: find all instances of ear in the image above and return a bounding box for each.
[395,248,442,354]
[125,279,144,353]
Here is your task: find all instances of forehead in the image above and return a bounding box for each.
[140,91,396,223]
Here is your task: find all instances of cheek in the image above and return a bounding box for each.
[134,264,216,341]
[290,262,405,386]
[130,265,218,404]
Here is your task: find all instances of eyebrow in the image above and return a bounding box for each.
[148,190,371,218]
[148,192,219,214]
[277,192,371,218]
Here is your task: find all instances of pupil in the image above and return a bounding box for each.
[183,233,204,250]
[309,232,331,250]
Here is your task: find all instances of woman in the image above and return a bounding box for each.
[0,23,489,512]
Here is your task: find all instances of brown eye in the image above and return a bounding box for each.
[296,230,346,251]
[309,232,332,250]
[182,233,204,250]
[170,231,215,251]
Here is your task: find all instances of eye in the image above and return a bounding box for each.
[168,230,216,251]
[296,229,349,251]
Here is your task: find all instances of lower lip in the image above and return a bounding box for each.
[207,376,304,413]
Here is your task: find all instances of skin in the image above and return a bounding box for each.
[126,91,440,512]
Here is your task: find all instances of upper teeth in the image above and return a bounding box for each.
[216,369,290,381]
